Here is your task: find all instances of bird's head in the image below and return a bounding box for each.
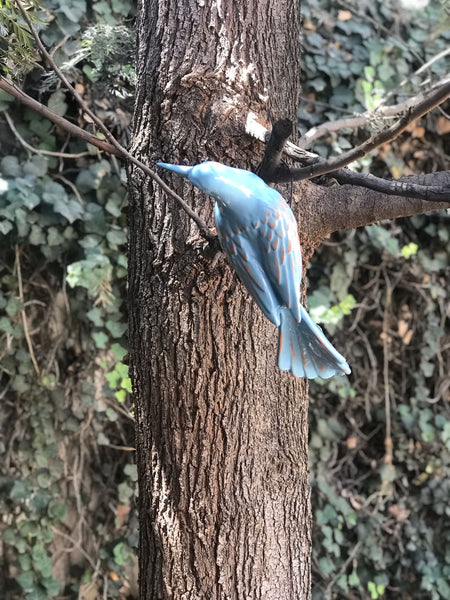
[157,161,254,207]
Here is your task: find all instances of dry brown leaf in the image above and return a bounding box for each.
[398,319,409,338]
[435,116,450,135]
[338,10,352,21]
[411,126,425,138]
[389,504,410,522]
[390,165,403,179]
[79,582,98,600]
[303,18,317,31]
[402,330,413,345]
[116,503,131,528]
[346,435,358,449]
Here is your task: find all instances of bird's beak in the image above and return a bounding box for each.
[157,162,193,179]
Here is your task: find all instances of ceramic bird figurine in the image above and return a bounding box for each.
[157,160,351,379]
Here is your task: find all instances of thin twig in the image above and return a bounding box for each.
[382,271,393,468]
[298,95,355,115]
[54,175,85,204]
[381,47,450,109]
[15,0,214,241]
[248,118,450,203]
[298,77,450,149]
[325,541,362,595]
[280,80,450,181]
[4,110,92,158]
[0,77,119,155]
[51,527,99,571]
[15,245,40,376]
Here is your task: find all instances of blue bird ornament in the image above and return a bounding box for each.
[157,160,351,379]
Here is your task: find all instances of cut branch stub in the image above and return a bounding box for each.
[256,118,293,183]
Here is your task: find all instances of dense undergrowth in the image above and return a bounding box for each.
[0,0,449,598]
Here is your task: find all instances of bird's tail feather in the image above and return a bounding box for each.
[277,307,350,379]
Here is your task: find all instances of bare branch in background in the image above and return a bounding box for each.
[283,80,450,180]
[0,77,120,155]
[247,115,450,203]
[298,77,450,149]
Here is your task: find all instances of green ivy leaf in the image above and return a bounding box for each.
[1,155,21,177]
[105,319,127,338]
[93,330,109,349]
[115,389,127,403]
[47,90,68,116]
[17,571,35,593]
[106,228,127,245]
[0,219,13,235]
[53,198,84,223]
[121,377,132,393]
[86,307,104,326]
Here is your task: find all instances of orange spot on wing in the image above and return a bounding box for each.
[319,364,324,372]
[279,330,284,351]
[276,263,281,284]
[271,238,279,251]
[302,351,307,366]
[229,241,236,255]
[266,210,271,216]
[280,246,285,264]
[253,221,259,228]
[262,216,268,224]
[244,264,263,290]
[290,340,296,360]
[264,244,270,253]
[234,226,239,234]
[287,238,293,253]
[268,220,277,229]
[274,211,280,218]
[267,231,273,242]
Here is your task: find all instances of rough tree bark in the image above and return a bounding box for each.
[127,1,449,599]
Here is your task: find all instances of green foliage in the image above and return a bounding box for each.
[81,23,135,103]
[0,1,137,597]
[1,0,449,599]
[301,0,449,174]
[308,215,450,599]
[303,3,450,597]
[0,0,43,75]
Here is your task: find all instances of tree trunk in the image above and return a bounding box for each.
[128,0,312,598]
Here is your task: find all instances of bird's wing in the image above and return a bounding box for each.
[214,205,282,326]
[255,198,303,322]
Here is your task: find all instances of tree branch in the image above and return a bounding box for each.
[0,77,120,156]
[332,169,450,204]
[297,176,449,244]
[256,118,292,182]
[11,0,215,241]
[297,77,450,149]
[3,110,92,158]
[247,110,450,204]
[278,79,450,180]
